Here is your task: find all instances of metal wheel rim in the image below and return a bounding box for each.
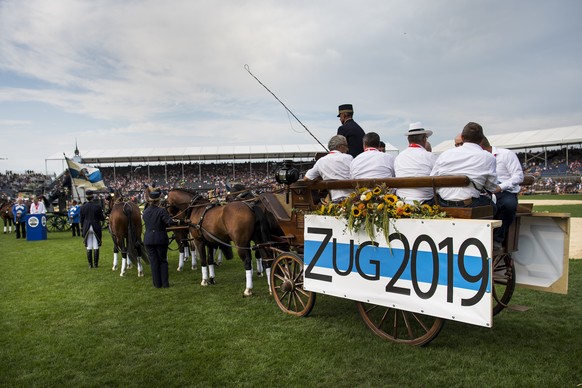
[492,253,516,316]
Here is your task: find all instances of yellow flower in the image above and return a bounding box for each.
[377,203,384,211]
[352,207,361,217]
[384,194,397,204]
[402,204,412,217]
[372,186,382,195]
[367,202,375,209]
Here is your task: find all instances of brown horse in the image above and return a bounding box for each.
[0,199,14,234]
[107,190,148,277]
[168,188,270,296]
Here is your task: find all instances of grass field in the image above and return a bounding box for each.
[1,220,581,387]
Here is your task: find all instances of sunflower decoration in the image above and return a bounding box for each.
[313,183,448,243]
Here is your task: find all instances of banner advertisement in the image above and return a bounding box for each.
[304,215,496,327]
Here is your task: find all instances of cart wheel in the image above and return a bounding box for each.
[60,216,71,231]
[492,253,516,316]
[355,302,445,346]
[46,216,65,232]
[270,252,316,317]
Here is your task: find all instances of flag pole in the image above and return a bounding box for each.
[63,153,82,203]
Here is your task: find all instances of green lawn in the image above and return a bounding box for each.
[0,230,580,387]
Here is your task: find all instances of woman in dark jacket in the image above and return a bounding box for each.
[142,191,180,288]
[80,190,106,268]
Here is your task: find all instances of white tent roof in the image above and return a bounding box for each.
[432,125,582,154]
[46,143,399,165]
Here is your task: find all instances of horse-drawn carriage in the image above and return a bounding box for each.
[256,173,570,346]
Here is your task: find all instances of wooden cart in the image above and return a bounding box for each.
[260,175,569,346]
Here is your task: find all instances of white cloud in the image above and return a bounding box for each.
[0,0,581,174]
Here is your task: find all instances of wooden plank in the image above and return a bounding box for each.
[443,206,494,219]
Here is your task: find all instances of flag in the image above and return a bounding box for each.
[65,157,106,190]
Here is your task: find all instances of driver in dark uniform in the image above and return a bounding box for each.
[142,190,181,288]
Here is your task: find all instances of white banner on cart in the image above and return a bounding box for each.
[304,215,495,327]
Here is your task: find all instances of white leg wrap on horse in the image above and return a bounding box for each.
[256,258,263,273]
[137,258,144,276]
[3,226,6,233]
[266,267,272,288]
[120,258,127,276]
[246,270,253,289]
[178,252,184,270]
[201,266,208,281]
[184,246,190,258]
[209,264,215,278]
[113,252,118,270]
[216,251,222,264]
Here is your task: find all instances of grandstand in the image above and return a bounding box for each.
[3,129,581,198]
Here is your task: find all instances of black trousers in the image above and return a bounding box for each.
[146,244,169,288]
[15,221,26,239]
[71,222,81,237]
[494,191,518,243]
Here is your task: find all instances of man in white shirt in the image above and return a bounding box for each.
[349,132,395,179]
[394,122,437,204]
[29,196,47,214]
[481,137,524,246]
[304,135,353,201]
[430,122,500,208]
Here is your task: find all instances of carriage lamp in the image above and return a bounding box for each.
[275,160,300,185]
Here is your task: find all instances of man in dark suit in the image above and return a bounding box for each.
[142,190,180,288]
[336,103,365,158]
[80,190,106,268]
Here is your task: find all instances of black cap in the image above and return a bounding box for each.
[149,191,161,200]
[337,104,353,117]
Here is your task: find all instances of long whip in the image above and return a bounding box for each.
[244,64,328,152]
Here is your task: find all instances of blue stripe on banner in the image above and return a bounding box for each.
[87,170,103,183]
[304,240,490,292]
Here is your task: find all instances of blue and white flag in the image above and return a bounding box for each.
[65,157,106,190]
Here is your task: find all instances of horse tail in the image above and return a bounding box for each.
[252,203,271,246]
[124,204,140,262]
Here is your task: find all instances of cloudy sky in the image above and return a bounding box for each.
[1,0,581,175]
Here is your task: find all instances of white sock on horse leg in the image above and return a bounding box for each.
[266,267,272,288]
[137,258,143,272]
[3,226,6,233]
[201,266,208,281]
[178,252,184,269]
[256,258,263,273]
[245,270,253,289]
[113,252,118,268]
[209,264,215,278]
[184,246,190,258]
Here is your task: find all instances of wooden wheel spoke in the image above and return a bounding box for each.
[402,311,415,339]
[375,308,390,337]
